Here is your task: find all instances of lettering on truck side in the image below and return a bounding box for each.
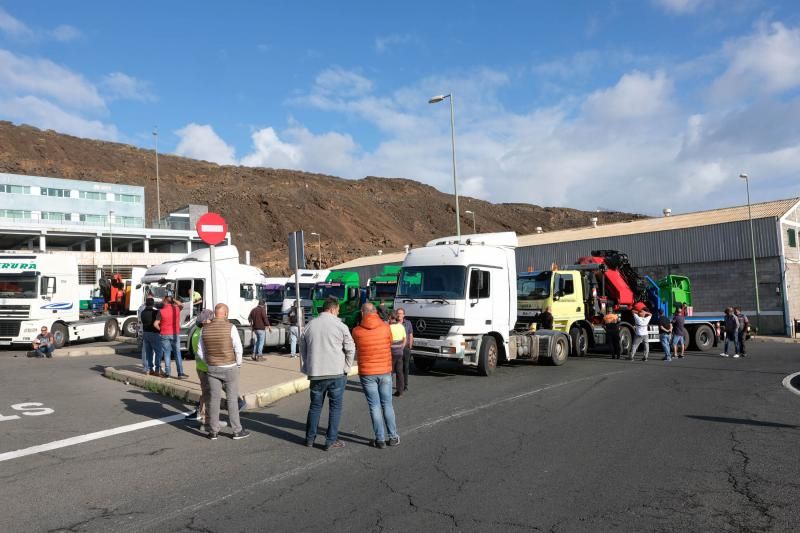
[0,263,37,269]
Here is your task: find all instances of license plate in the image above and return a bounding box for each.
[413,338,437,348]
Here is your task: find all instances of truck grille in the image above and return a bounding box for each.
[0,320,22,337]
[0,305,30,319]
[407,317,464,339]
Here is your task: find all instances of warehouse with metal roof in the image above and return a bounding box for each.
[332,197,800,336]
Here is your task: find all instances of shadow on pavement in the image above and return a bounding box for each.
[686,415,798,429]
[241,410,371,448]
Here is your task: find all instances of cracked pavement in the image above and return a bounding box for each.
[1,343,799,532]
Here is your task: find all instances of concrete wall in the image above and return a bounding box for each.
[780,203,800,334]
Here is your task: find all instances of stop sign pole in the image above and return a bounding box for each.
[196,212,228,308]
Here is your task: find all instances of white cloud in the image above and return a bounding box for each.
[50,24,82,42]
[101,72,156,102]
[582,70,675,121]
[174,124,237,165]
[0,7,33,39]
[0,49,105,110]
[652,0,715,14]
[710,22,800,102]
[0,95,118,140]
[313,67,373,98]
[375,34,414,54]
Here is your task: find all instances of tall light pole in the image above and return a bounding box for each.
[465,209,476,233]
[428,93,461,242]
[153,129,161,226]
[108,209,114,276]
[310,232,322,265]
[739,173,760,332]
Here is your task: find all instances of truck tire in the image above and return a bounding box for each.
[619,327,633,356]
[477,335,498,376]
[692,325,714,352]
[549,334,569,366]
[122,317,137,337]
[51,322,68,349]
[569,327,588,357]
[413,355,436,373]
[103,318,119,342]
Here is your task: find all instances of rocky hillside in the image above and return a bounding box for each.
[0,121,643,274]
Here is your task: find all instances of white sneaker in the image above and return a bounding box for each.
[733,354,740,358]
[720,353,729,357]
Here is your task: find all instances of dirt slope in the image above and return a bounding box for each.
[0,121,643,273]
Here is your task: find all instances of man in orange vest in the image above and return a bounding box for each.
[352,302,400,449]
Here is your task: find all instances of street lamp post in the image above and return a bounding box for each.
[310,232,322,266]
[153,129,161,225]
[739,173,761,332]
[465,210,476,233]
[108,210,114,276]
[428,93,461,242]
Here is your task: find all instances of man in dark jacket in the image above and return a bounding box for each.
[721,308,740,358]
[248,299,271,361]
[139,297,162,375]
[734,307,749,357]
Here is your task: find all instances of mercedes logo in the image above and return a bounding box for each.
[416,319,427,332]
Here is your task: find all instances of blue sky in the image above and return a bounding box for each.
[2,0,800,215]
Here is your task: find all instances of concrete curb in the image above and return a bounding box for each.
[750,336,800,344]
[103,365,361,409]
[52,344,140,358]
[782,372,800,398]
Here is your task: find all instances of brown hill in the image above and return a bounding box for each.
[0,121,643,274]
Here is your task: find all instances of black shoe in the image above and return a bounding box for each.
[207,432,218,440]
[371,439,386,449]
[178,373,189,379]
[305,440,315,448]
[403,387,408,391]
[324,440,345,451]
[393,391,402,397]
[185,409,199,420]
[232,430,251,440]
[387,436,400,447]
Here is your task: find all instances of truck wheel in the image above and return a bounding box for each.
[51,322,68,349]
[619,327,632,356]
[692,325,714,352]
[122,317,137,337]
[569,327,588,357]
[103,318,119,341]
[477,335,498,376]
[413,355,436,373]
[549,335,569,366]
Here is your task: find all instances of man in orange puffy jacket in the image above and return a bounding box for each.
[352,303,400,449]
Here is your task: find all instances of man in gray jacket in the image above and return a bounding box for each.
[300,297,356,450]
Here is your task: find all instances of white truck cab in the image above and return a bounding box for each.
[281,269,330,323]
[0,253,119,348]
[395,233,569,375]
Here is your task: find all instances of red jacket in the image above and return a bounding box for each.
[158,303,181,336]
[352,313,393,376]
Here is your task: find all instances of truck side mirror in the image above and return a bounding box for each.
[469,270,480,300]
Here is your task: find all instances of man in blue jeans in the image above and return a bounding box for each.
[657,313,672,361]
[139,297,162,374]
[352,303,400,449]
[158,292,188,378]
[300,297,355,450]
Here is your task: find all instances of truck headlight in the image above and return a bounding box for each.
[440,346,457,354]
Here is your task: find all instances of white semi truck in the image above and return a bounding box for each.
[140,246,288,353]
[394,232,569,376]
[281,269,330,323]
[0,253,120,348]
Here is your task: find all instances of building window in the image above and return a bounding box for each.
[114,216,144,227]
[114,193,141,203]
[41,212,71,222]
[79,191,106,201]
[789,228,797,248]
[0,184,31,194]
[0,209,32,220]
[79,214,107,225]
[41,188,71,198]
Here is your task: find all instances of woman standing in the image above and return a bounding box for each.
[389,312,407,396]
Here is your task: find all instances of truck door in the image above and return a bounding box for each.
[466,268,493,332]
[551,273,581,332]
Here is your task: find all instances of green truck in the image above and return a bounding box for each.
[311,271,362,328]
[367,265,402,313]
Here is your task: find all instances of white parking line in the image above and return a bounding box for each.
[782,371,800,397]
[0,410,191,463]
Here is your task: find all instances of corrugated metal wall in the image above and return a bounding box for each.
[515,218,780,271]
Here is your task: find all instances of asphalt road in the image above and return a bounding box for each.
[1,342,798,532]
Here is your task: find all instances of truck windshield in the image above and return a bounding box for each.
[396,266,466,299]
[143,283,174,302]
[262,287,284,302]
[285,284,315,299]
[0,275,37,298]
[312,283,346,300]
[517,272,551,300]
[369,282,397,300]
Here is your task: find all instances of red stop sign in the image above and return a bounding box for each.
[196,212,228,246]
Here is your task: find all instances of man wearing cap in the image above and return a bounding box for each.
[248,299,271,361]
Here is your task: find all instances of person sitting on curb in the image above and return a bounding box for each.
[32,326,55,358]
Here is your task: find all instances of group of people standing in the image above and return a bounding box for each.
[139,293,189,379]
[300,299,404,450]
[721,306,750,358]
